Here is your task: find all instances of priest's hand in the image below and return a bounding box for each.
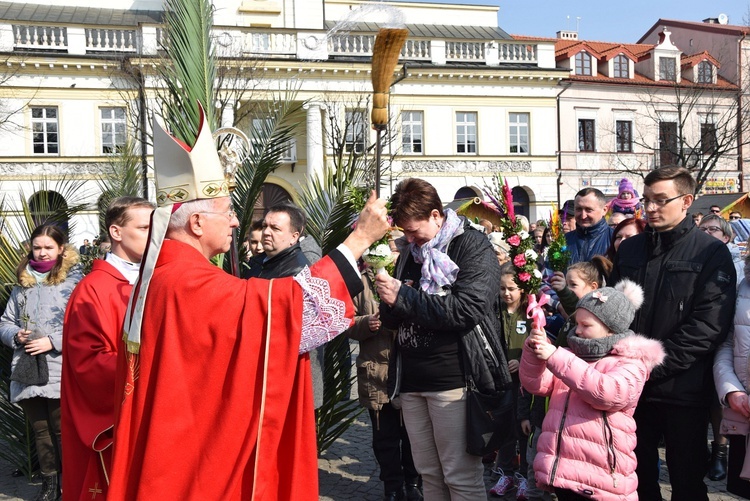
[25,336,53,356]
[344,191,389,259]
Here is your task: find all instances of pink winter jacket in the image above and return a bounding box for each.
[519,334,665,500]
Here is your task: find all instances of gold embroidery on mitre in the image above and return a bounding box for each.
[201,181,229,198]
[156,188,190,205]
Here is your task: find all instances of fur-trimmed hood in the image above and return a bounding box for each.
[18,245,80,287]
[611,333,666,371]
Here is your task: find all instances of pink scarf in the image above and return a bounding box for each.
[28,259,56,273]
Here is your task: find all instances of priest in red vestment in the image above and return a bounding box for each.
[106,105,389,501]
[61,197,155,500]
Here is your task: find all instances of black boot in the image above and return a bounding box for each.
[384,485,406,501]
[404,482,423,501]
[708,441,728,481]
[34,472,60,501]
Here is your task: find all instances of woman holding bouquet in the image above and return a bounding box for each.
[0,224,82,501]
[377,178,510,501]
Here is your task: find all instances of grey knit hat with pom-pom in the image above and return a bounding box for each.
[576,279,644,334]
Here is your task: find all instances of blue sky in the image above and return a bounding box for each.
[409,0,748,43]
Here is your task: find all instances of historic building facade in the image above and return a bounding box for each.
[0,0,569,243]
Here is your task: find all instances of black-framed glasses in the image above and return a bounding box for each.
[710,209,721,214]
[699,225,723,234]
[730,215,742,220]
[639,194,687,208]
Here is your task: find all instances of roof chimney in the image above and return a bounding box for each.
[557,30,578,40]
[702,17,719,24]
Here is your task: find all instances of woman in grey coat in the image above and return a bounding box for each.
[0,224,81,501]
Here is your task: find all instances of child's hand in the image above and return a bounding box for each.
[508,359,519,373]
[528,328,555,360]
[548,271,567,292]
[528,328,547,347]
[521,419,531,435]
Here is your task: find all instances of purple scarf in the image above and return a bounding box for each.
[409,209,463,294]
[28,259,56,274]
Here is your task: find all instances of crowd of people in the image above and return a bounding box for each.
[2,109,748,501]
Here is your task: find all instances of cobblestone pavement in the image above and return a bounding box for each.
[319,414,745,500]
[0,419,743,500]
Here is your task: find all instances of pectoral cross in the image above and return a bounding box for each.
[88,482,103,498]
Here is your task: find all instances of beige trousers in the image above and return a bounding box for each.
[400,388,487,501]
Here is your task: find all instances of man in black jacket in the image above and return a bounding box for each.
[245,203,326,409]
[610,166,736,501]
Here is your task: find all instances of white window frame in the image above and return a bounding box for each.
[345,110,366,154]
[31,106,59,155]
[615,120,632,153]
[456,111,477,154]
[101,106,127,154]
[659,57,677,81]
[508,112,529,154]
[401,111,423,154]
[613,55,629,78]
[575,52,592,76]
[697,61,713,84]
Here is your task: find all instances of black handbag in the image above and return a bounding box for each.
[465,376,514,457]
[11,351,49,386]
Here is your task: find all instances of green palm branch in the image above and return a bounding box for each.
[297,157,373,454]
[155,0,217,144]
[232,94,303,262]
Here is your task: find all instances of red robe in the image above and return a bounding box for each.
[107,240,358,501]
[62,260,132,500]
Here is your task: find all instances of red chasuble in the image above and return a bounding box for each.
[62,260,132,500]
[107,240,356,501]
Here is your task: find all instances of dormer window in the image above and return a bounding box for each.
[575,52,592,76]
[613,55,629,78]
[659,57,676,81]
[697,61,713,84]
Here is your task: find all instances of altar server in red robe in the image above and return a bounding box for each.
[106,104,389,501]
[61,196,155,500]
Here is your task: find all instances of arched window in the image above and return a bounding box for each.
[613,55,629,78]
[28,190,69,234]
[454,187,479,200]
[575,52,592,76]
[697,61,713,84]
[251,183,293,222]
[511,186,530,219]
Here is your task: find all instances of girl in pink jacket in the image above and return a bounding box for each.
[519,280,665,500]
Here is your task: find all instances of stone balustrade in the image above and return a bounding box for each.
[6,22,546,67]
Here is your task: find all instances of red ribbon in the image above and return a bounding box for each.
[526,293,549,330]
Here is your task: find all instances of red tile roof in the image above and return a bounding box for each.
[681,51,720,69]
[555,40,653,61]
[566,71,736,89]
[554,37,735,90]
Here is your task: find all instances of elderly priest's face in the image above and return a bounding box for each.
[200,196,239,257]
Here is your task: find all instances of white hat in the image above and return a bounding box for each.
[153,103,229,207]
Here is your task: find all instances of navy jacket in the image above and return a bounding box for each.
[564,217,613,265]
